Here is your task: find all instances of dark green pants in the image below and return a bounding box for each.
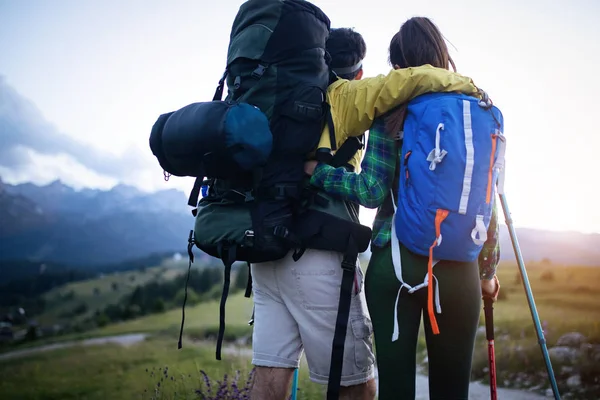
[365,243,481,400]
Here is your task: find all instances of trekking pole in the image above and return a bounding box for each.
[483,297,497,400]
[498,193,561,399]
[291,368,299,400]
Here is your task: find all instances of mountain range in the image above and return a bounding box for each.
[1,177,599,268]
[0,177,194,266]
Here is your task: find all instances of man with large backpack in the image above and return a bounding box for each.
[249,26,377,400]
[149,1,481,399]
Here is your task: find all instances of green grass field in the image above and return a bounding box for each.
[0,291,324,400]
[93,290,254,338]
[469,261,600,398]
[1,260,598,399]
[0,336,323,400]
[37,266,186,326]
[491,261,600,342]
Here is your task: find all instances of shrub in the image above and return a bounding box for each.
[540,270,555,282]
[144,367,301,400]
[95,312,110,327]
[195,369,254,399]
[513,272,522,285]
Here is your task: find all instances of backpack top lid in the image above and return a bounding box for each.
[227,0,331,65]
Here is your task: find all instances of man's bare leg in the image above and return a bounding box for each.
[250,366,295,400]
[338,378,377,400]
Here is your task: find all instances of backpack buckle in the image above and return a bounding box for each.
[251,64,267,79]
[243,230,255,247]
[244,191,255,203]
[341,259,355,271]
[270,185,288,200]
[273,226,289,239]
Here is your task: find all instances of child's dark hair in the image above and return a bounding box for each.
[326,27,367,80]
[385,17,456,136]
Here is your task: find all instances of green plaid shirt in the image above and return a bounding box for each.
[311,118,500,280]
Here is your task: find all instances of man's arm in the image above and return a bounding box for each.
[310,121,396,209]
[327,64,479,138]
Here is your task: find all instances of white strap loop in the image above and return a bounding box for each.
[459,101,475,215]
[390,191,442,342]
[471,214,488,246]
[493,131,507,195]
[426,123,448,171]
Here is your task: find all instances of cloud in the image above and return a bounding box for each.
[0,76,164,190]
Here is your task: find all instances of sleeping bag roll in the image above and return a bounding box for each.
[149,101,273,179]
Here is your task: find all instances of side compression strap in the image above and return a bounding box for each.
[188,177,203,207]
[326,105,337,151]
[213,69,228,102]
[330,135,364,169]
[326,236,359,400]
[216,244,236,361]
[427,209,449,335]
[178,230,196,349]
[186,68,229,208]
[244,262,252,298]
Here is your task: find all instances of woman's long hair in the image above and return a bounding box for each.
[385,17,456,137]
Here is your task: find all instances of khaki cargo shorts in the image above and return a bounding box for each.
[250,248,375,386]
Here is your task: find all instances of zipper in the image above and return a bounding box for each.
[403,150,412,186]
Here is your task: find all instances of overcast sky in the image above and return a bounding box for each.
[0,0,599,233]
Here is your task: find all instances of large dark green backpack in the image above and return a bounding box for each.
[149,1,371,398]
[151,0,334,263]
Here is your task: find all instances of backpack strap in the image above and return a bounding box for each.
[326,235,359,400]
[319,103,365,168]
[326,105,337,152]
[177,230,197,350]
[244,262,252,298]
[213,68,228,101]
[329,135,364,170]
[215,242,237,361]
[188,178,203,207]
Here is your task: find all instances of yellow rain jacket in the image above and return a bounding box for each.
[316,64,479,171]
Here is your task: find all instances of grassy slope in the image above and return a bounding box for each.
[37,266,184,325]
[469,261,600,398]
[0,337,324,400]
[0,292,321,400]
[490,261,600,341]
[1,261,599,399]
[92,291,254,337]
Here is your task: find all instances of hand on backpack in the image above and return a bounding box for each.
[481,275,500,302]
[304,160,318,176]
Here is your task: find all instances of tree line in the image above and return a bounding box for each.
[94,264,249,326]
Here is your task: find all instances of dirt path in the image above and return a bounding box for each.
[386,368,548,399]
[0,333,147,362]
[222,345,548,399]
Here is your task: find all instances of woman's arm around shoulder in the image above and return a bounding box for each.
[328,65,479,138]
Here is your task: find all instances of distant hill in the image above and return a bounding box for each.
[497,225,600,266]
[1,177,599,269]
[359,220,600,267]
[0,177,195,266]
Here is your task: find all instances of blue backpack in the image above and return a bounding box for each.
[389,91,505,338]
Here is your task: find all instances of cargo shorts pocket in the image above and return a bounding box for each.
[292,264,340,311]
[351,315,374,370]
